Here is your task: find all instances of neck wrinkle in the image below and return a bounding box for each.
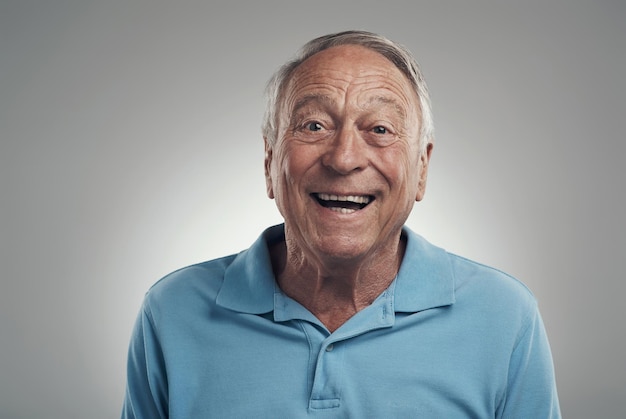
[270,233,406,332]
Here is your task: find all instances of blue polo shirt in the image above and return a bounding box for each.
[122,225,560,418]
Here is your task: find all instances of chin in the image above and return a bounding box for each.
[311,235,374,261]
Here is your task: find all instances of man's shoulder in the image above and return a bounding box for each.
[143,254,238,308]
[448,252,533,295]
[140,226,281,317]
[404,228,534,301]
[444,251,538,321]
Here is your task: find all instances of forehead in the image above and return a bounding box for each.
[284,45,418,108]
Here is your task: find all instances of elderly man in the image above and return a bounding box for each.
[122,31,560,418]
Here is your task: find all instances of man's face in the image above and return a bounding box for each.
[265,45,432,262]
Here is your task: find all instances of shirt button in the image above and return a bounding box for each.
[325,344,334,352]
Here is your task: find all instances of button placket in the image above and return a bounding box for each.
[310,338,344,410]
[301,283,397,411]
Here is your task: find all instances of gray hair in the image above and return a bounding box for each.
[262,30,434,152]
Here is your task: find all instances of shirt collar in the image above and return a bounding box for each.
[394,227,456,312]
[215,224,455,314]
[215,225,280,314]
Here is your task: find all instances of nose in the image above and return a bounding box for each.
[321,127,368,175]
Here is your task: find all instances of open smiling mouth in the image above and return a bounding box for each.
[312,193,374,214]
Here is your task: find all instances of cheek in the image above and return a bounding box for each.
[378,149,417,186]
[277,144,319,182]
[271,149,302,198]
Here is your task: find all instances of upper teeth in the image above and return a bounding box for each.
[316,193,371,204]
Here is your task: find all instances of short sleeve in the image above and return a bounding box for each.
[498,305,561,418]
[121,301,169,419]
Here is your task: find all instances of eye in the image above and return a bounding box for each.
[306,122,323,131]
[372,126,388,134]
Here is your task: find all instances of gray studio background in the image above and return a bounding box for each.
[1,1,624,417]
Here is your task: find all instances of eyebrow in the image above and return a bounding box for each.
[292,94,336,115]
[364,96,408,120]
[291,93,408,120]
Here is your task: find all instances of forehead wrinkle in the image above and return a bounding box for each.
[284,51,419,125]
[292,93,336,116]
[361,95,408,121]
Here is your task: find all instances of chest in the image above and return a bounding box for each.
[161,309,507,418]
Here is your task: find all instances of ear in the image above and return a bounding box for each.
[264,137,275,199]
[415,142,434,202]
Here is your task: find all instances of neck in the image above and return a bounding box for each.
[270,232,406,332]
